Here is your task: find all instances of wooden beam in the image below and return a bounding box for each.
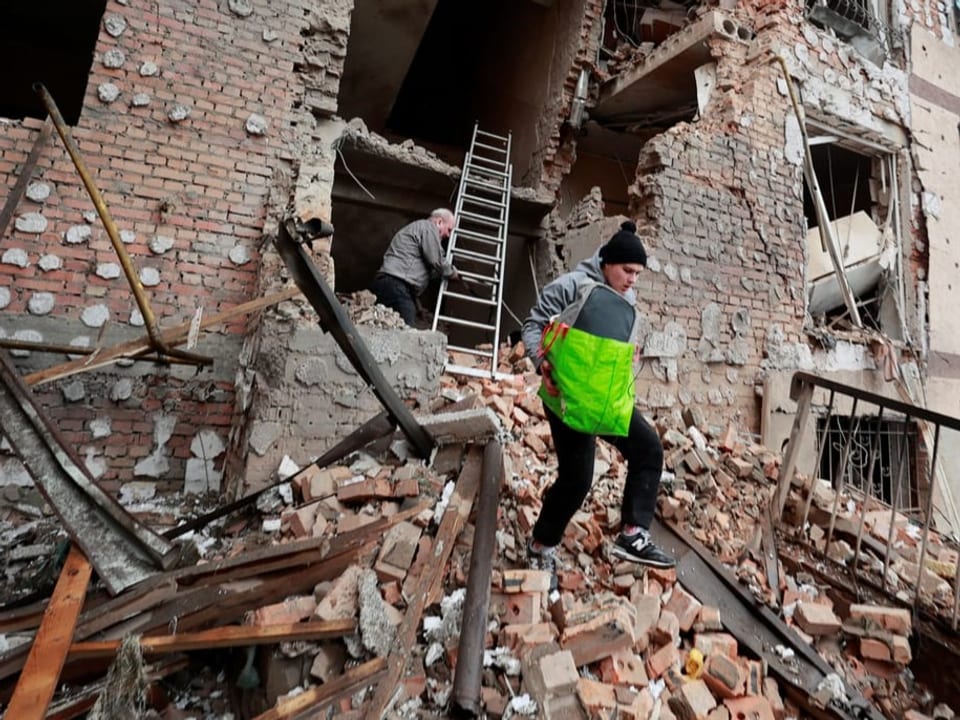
[273,220,434,459]
[0,120,51,242]
[68,620,355,660]
[252,657,387,720]
[5,546,92,720]
[364,446,483,716]
[24,287,300,387]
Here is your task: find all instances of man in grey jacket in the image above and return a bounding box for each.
[520,221,675,590]
[371,209,460,327]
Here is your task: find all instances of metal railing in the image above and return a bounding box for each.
[774,371,960,629]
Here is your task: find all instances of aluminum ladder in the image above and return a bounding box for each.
[432,124,513,379]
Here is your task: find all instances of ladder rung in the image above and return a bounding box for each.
[471,155,507,168]
[437,315,497,331]
[466,164,509,179]
[459,209,502,223]
[476,129,510,142]
[473,141,508,155]
[452,236,502,250]
[447,346,495,358]
[455,227,502,242]
[440,290,497,306]
[462,194,506,210]
[457,270,499,284]
[452,248,501,264]
[464,175,507,191]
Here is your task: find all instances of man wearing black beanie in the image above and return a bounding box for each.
[519,219,674,590]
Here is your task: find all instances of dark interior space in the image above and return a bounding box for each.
[803,143,875,227]
[0,1,107,125]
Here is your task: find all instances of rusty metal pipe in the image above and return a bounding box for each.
[451,439,502,717]
[33,83,210,368]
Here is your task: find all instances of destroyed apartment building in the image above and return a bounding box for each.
[2,0,960,717]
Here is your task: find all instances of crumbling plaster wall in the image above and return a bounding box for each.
[610,0,919,432]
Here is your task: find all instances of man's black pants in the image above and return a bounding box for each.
[372,273,417,327]
[532,404,663,547]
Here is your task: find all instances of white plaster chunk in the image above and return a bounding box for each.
[191,429,226,459]
[90,416,112,439]
[228,244,251,265]
[0,287,9,310]
[248,420,281,456]
[111,378,134,402]
[96,262,122,280]
[139,61,159,77]
[120,229,136,244]
[228,0,254,17]
[63,380,86,402]
[140,267,161,287]
[802,26,819,45]
[25,182,50,203]
[2,248,29,268]
[134,414,177,478]
[83,448,107,479]
[922,191,941,219]
[784,113,804,166]
[102,48,125,68]
[68,335,90,360]
[167,104,191,122]
[245,113,268,136]
[149,235,175,254]
[103,13,127,36]
[131,93,151,108]
[38,254,62,271]
[84,211,98,224]
[98,83,121,103]
[81,304,111,328]
[27,292,55,315]
[794,42,810,66]
[116,357,135,367]
[65,225,92,244]
[120,481,157,503]
[663,263,679,282]
[10,329,42,358]
[15,212,47,234]
[262,29,278,42]
[130,308,145,327]
[185,458,222,494]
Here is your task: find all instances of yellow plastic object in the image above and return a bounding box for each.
[685,648,704,679]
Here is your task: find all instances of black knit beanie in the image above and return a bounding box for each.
[599,220,647,266]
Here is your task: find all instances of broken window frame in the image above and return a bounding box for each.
[802,119,908,341]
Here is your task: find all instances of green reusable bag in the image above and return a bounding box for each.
[537,282,638,436]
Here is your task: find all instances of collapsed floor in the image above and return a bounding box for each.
[2,310,960,720]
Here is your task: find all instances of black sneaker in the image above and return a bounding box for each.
[526,540,559,592]
[611,531,676,568]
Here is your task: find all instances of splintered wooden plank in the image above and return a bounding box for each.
[5,545,92,720]
[68,619,355,660]
[365,445,483,716]
[252,658,387,720]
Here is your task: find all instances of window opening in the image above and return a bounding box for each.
[803,140,897,333]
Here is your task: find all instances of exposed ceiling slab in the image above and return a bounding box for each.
[337,0,440,132]
[592,10,747,125]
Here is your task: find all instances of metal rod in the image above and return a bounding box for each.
[915,424,941,609]
[881,415,911,592]
[772,56,862,327]
[826,399,860,550]
[451,439,502,716]
[0,120,51,241]
[801,389,836,533]
[852,407,885,586]
[33,83,211,368]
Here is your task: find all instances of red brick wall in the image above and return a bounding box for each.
[0,0,337,493]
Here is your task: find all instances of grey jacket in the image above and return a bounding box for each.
[377,219,456,294]
[520,249,637,368]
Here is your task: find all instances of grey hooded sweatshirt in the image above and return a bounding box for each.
[520,249,637,370]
